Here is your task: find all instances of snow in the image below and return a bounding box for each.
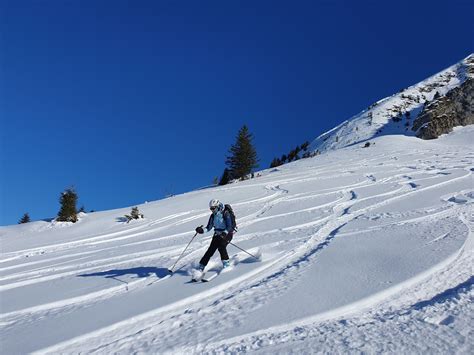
[1,123,473,353]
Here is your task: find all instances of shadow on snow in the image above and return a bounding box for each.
[78,267,174,280]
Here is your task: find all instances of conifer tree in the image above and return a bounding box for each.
[130,207,142,219]
[57,187,78,222]
[270,158,282,168]
[125,206,144,222]
[18,213,31,224]
[219,168,232,186]
[288,149,296,162]
[226,125,259,180]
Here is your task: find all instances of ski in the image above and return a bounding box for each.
[201,270,220,282]
[146,274,171,286]
[190,268,205,282]
[202,263,236,282]
[189,252,245,283]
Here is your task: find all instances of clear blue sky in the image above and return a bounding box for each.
[1,0,473,225]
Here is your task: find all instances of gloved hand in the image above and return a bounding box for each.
[195,225,204,234]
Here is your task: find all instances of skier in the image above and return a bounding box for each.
[195,199,234,271]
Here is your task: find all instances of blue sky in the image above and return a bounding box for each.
[1,0,473,225]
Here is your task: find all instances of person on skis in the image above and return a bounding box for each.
[195,199,233,271]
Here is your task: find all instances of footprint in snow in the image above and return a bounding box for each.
[424,314,455,326]
[447,192,474,204]
[366,174,376,182]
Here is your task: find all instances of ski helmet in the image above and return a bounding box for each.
[209,199,221,210]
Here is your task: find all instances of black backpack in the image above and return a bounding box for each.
[223,204,237,232]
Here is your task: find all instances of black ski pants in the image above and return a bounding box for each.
[200,234,229,266]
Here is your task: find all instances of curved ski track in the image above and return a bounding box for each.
[8,146,470,354]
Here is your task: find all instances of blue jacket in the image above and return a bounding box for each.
[205,209,233,234]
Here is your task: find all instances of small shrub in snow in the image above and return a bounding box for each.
[125,207,144,223]
[270,141,314,169]
[367,112,373,125]
[18,213,31,224]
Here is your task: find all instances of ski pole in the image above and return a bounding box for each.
[168,232,198,273]
[228,241,260,260]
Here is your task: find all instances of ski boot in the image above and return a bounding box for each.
[222,259,230,269]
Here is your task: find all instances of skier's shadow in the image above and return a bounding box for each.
[78,267,172,280]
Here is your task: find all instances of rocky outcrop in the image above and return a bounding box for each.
[413,78,474,139]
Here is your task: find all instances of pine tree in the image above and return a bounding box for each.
[226,125,259,180]
[125,206,144,222]
[130,207,142,219]
[270,158,282,168]
[219,168,232,186]
[57,187,78,222]
[288,149,296,162]
[18,213,31,224]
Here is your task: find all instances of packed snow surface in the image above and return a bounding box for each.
[1,127,473,354]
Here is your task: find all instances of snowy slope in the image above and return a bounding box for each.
[309,54,474,153]
[1,126,473,353]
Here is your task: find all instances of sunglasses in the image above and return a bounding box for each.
[210,206,217,211]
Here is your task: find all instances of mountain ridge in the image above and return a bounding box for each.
[309,53,474,154]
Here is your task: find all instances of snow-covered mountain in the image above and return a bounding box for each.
[309,54,474,153]
[1,59,473,353]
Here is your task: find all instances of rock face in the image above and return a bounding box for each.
[308,54,473,154]
[413,54,474,140]
[413,78,474,139]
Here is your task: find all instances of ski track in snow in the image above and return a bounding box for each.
[1,130,473,353]
[191,212,474,355]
